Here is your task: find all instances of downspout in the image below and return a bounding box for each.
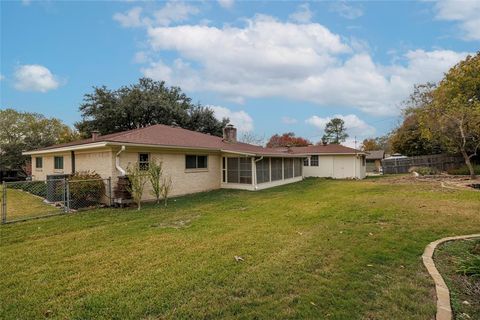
[253,156,264,190]
[116,146,126,176]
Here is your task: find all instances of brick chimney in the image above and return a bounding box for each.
[223,124,237,143]
[91,130,100,141]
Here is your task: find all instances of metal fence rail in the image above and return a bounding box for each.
[381,154,464,174]
[1,178,112,224]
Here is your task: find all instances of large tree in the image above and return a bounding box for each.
[75,78,229,137]
[390,83,444,156]
[0,109,78,174]
[266,132,311,148]
[321,118,348,144]
[390,112,444,156]
[419,53,480,178]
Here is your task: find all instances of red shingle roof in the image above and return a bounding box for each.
[27,124,363,156]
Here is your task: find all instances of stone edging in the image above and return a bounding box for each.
[422,234,480,320]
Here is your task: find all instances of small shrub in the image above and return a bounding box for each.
[408,166,439,175]
[447,164,480,175]
[69,171,105,208]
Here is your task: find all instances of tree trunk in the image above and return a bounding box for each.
[461,149,476,179]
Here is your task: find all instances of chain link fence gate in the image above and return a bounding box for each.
[1,178,112,224]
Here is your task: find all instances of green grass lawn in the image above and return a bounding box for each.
[0,184,61,221]
[1,177,479,319]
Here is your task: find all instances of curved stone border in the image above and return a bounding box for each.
[422,234,480,320]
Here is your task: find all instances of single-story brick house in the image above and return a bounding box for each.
[24,124,365,201]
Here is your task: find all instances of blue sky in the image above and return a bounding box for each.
[1,0,479,146]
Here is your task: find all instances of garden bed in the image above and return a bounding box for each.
[434,239,480,320]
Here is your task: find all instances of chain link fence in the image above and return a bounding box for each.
[1,178,112,224]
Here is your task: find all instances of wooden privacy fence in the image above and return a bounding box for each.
[381,154,464,174]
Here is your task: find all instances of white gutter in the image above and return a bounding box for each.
[253,156,264,190]
[116,146,126,176]
[22,142,108,155]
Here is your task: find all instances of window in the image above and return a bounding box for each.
[294,159,302,177]
[284,158,294,179]
[54,156,64,170]
[185,155,208,169]
[139,153,149,171]
[256,157,270,184]
[226,157,252,184]
[303,157,309,166]
[35,157,43,169]
[310,155,319,166]
[271,158,283,181]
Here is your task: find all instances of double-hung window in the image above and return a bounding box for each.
[310,155,319,166]
[54,156,64,170]
[139,153,149,171]
[35,157,43,169]
[186,155,208,169]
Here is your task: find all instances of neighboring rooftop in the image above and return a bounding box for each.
[25,124,363,156]
[365,150,385,160]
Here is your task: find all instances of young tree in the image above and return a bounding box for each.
[361,138,380,151]
[0,109,79,173]
[148,160,163,204]
[266,132,311,148]
[160,175,173,208]
[322,118,348,144]
[126,165,148,210]
[75,78,229,138]
[239,132,265,146]
[419,53,480,178]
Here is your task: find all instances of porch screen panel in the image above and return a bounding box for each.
[284,158,294,179]
[239,158,252,184]
[227,158,239,183]
[256,157,270,184]
[271,158,283,181]
[294,158,302,177]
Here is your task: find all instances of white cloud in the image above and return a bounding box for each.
[0,74,4,81]
[218,0,234,9]
[133,51,149,64]
[14,64,61,92]
[152,1,199,26]
[306,114,376,138]
[209,105,254,132]
[282,116,298,124]
[21,0,31,6]
[113,1,199,28]
[289,3,313,23]
[330,1,363,20]
[138,14,468,116]
[434,0,480,40]
[113,7,144,28]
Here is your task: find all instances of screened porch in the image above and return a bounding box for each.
[220,156,304,190]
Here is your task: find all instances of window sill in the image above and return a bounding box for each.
[54,169,64,173]
[185,168,209,173]
[35,169,43,172]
